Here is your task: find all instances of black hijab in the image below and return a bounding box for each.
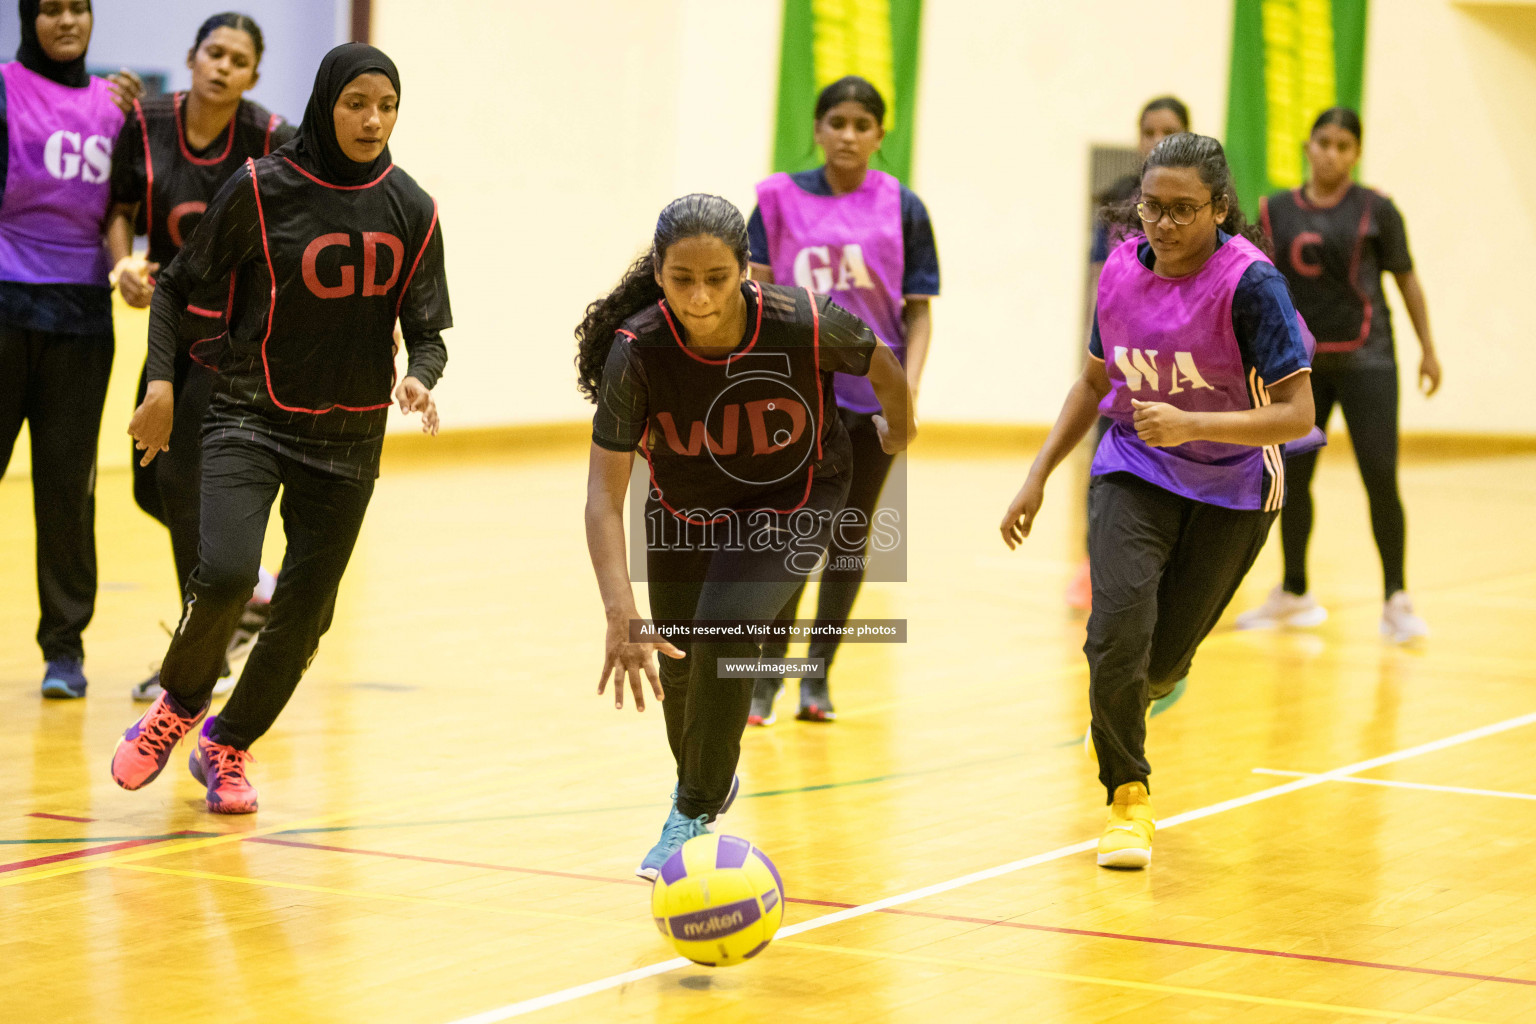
[17,0,90,88]
[278,42,400,187]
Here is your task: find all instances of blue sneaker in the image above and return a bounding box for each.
[670,773,741,827]
[636,806,711,881]
[41,659,87,699]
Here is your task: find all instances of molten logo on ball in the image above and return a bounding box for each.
[649,834,785,967]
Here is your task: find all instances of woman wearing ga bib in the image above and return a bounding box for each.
[107,12,295,703]
[110,44,449,815]
[580,194,914,878]
[0,0,141,699]
[1237,107,1440,643]
[745,75,939,724]
[1000,134,1315,870]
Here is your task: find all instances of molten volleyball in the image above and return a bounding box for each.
[650,833,785,966]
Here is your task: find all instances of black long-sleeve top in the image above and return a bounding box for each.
[148,155,449,479]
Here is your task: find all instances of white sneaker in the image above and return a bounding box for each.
[131,669,235,703]
[1235,586,1329,630]
[1380,591,1428,643]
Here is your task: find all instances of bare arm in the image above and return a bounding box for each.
[106,203,137,265]
[999,357,1111,547]
[1393,270,1441,396]
[584,443,682,711]
[1130,371,1314,448]
[900,298,933,405]
[866,342,916,453]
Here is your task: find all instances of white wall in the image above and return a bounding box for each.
[371,0,782,429]
[372,0,1536,438]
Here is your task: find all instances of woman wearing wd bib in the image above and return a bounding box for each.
[108,13,295,703]
[745,75,939,724]
[1237,108,1439,643]
[1000,134,1315,869]
[580,194,914,878]
[110,44,449,814]
[0,0,143,698]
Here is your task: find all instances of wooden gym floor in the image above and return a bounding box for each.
[2,427,1535,1023]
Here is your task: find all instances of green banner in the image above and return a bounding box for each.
[772,0,924,182]
[1225,0,1369,217]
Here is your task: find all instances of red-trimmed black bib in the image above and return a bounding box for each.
[249,156,437,415]
[629,282,826,522]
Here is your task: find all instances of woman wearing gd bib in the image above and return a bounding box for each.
[745,75,939,724]
[108,12,295,703]
[1000,134,1315,869]
[110,44,449,814]
[579,194,914,878]
[0,0,141,698]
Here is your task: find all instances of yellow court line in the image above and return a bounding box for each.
[778,940,1494,1024]
[115,863,649,932]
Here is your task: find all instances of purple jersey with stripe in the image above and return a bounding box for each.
[755,168,905,414]
[0,64,123,286]
[1093,234,1296,512]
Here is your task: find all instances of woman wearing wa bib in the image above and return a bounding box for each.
[1000,134,1315,870]
[110,44,449,815]
[746,75,939,725]
[0,0,141,699]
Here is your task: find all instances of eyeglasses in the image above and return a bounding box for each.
[1136,199,1213,226]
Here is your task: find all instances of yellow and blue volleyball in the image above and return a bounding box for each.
[650,833,785,967]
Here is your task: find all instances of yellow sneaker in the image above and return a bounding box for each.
[1096,782,1154,869]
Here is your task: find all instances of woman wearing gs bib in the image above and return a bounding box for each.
[110,44,449,814]
[746,75,939,724]
[108,12,295,702]
[0,0,141,698]
[580,194,914,877]
[1001,135,1315,870]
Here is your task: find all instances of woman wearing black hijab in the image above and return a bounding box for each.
[110,43,450,814]
[0,0,142,699]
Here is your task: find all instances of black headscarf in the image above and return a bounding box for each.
[17,0,91,87]
[278,42,400,187]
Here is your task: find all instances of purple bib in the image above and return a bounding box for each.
[1093,234,1284,511]
[0,63,123,286]
[756,169,905,414]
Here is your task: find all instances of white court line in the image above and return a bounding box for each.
[443,708,1536,1024]
[1254,768,1536,802]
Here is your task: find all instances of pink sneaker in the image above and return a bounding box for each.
[112,692,208,790]
[188,718,259,814]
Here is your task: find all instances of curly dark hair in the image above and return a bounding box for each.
[575,194,749,403]
[1099,132,1271,257]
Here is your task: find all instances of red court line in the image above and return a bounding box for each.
[249,838,655,888]
[258,836,1536,989]
[0,831,201,874]
[27,813,96,823]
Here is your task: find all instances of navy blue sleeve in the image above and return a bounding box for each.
[1088,224,1109,265]
[0,75,8,207]
[1232,262,1310,382]
[747,205,770,266]
[900,186,940,296]
[1088,307,1104,359]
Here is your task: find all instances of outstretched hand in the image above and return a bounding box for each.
[598,617,682,712]
[394,376,439,435]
